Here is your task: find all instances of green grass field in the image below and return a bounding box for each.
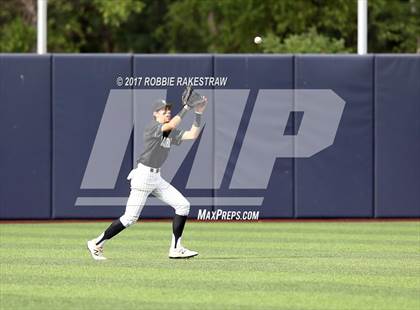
[1,221,419,310]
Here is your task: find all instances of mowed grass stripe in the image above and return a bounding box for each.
[1,221,419,233]
[2,225,418,245]
[2,283,418,310]
[2,255,419,276]
[1,245,419,263]
[1,256,418,278]
[2,240,419,259]
[2,227,419,243]
[2,242,418,259]
[2,264,419,291]
[1,252,419,278]
[2,274,419,300]
[2,234,419,250]
[1,293,288,310]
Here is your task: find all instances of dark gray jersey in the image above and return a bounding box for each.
[137,120,184,168]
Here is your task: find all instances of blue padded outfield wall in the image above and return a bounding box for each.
[0,55,51,219]
[0,54,419,219]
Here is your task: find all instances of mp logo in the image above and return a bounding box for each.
[75,89,345,207]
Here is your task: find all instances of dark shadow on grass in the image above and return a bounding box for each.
[197,257,243,260]
[197,256,292,260]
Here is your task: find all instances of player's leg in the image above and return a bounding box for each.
[87,186,150,260]
[94,188,149,245]
[153,178,198,258]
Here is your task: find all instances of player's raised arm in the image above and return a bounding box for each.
[162,86,207,133]
[161,105,190,132]
[182,99,207,140]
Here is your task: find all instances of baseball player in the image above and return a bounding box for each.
[87,87,207,260]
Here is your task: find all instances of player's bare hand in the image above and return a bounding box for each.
[195,96,207,113]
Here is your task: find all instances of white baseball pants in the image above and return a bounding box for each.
[119,163,190,227]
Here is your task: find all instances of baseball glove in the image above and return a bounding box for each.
[181,86,206,109]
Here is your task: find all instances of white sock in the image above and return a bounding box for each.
[170,234,182,249]
[94,232,106,247]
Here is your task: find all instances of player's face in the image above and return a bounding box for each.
[163,107,171,123]
[154,107,171,123]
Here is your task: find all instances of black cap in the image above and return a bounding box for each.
[153,99,171,112]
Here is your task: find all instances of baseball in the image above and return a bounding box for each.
[254,36,262,44]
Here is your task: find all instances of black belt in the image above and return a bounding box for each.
[150,168,160,173]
